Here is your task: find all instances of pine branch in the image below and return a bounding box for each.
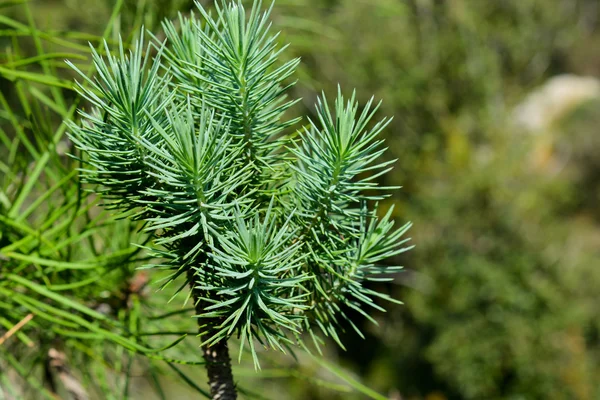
[66,1,412,398]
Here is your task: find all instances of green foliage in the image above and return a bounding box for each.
[1,1,396,399]
[0,2,184,397]
[407,158,600,399]
[5,0,600,399]
[67,34,168,215]
[199,204,309,355]
[67,0,410,369]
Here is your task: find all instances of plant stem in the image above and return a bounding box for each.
[201,337,236,400]
[188,269,237,400]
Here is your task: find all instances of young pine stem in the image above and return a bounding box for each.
[187,269,237,400]
[201,335,236,400]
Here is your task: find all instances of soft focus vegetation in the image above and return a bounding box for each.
[2,0,600,399]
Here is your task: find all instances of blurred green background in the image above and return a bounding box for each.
[2,0,600,399]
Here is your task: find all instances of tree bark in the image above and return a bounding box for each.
[187,268,237,400]
[201,337,237,400]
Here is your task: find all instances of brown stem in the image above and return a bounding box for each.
[201,337,236,400]
[187,268,237,400]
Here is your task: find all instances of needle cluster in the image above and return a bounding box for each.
[67,0,412,369]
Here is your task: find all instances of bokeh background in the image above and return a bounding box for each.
[2,0,600,399]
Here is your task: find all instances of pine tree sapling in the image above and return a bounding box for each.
[67,1,413,398]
